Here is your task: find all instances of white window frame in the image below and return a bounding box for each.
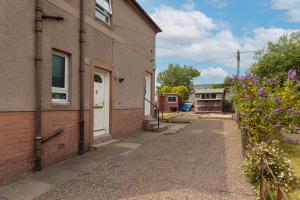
[95,0,112,25]
[167,96,177,103]
[52,51,69,103]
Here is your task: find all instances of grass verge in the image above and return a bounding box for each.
[279,139,300,199]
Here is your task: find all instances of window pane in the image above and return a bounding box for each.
[52,92,67,100]
[94,74,102,83]
[96,0,111,13]
[96,9,109,23]
[52,55,65,88]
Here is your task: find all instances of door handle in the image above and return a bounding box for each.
[94,105,104,108]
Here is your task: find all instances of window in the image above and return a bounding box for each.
[167,96,177,103]
[96,0,112,25]
[170,107,177,112]
[94,74,102,83]
[52,51,69,103]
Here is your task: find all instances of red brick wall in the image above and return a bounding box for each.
[41,111,90,166]
[158,95,183,112]
[0,111,90,183]
[0,112,35,183]
[111,108,144,138]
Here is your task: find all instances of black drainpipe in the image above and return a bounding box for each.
[34,0,43,171]
[79,0,86,154]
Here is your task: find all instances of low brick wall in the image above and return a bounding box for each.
[0,111,90,183]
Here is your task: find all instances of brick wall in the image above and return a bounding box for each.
[111,109,144,138]
[0,112,35,183]
[0,111,90,183]
[158,95,183,113]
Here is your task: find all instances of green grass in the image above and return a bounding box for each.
[279,139,300,199]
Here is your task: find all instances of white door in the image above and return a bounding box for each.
[94,72,109,137]
[144,73,151,116]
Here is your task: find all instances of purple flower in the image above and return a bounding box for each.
[264,115,270,120]
[242,126,249,131]
[258,87,265,93]
[288,109,294,113]
[275,124,283,128]
[274,108,284,114]
[274,96,283,105]
[288,69,297,80]
[252,79,258,86]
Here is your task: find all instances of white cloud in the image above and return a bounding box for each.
[200,67,228,79]
[151,5,299,68]
[272,0,300,22]
[181,0,197,11]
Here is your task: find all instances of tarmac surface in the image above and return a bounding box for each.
[0,115,255,200]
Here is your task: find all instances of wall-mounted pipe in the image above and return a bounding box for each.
[79,0,86,154]
[34,0,43,171]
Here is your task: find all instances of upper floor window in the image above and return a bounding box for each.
[96,0,112,25]
[52,51,69,103]
[168,96,177,103]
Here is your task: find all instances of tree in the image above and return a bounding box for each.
[171,86,189,100]
[157,64,200,90]
[157,85,189,99]
[223,76,233,85]
[158,85,173,93]
[251,32,300,81]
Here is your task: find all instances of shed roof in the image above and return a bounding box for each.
[195,88,224,94]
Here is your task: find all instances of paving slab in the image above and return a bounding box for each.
[37,118,255,200]
[0,177,54,200]
[33,165,80,186]
[1,115,255,200]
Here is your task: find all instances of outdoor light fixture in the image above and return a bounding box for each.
[114,72,125,83]
[118,77,125,83]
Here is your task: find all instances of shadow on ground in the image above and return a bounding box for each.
[35,119,255,200]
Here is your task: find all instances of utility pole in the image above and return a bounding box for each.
[236,50,240,76]
[235,50,241,123]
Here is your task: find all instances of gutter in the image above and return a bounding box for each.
[79,0,86,154]
[34,0,64,171]
[34,0,43,171]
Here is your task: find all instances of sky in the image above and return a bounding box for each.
[136,0,300,84]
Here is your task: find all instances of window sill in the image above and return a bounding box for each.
[52,101,71,106]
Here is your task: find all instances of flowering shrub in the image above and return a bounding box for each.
[243,141,297,192]
[233,69,300,140]
[233,69,300,192]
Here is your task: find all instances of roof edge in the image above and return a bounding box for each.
[124,0,162,33]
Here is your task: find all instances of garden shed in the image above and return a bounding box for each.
[157,93,183,113]
[194,88,225,113]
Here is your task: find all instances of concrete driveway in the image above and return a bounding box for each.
[0,117,255,200]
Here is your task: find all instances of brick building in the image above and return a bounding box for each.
[157,94,184,113]
[0,0,161,183]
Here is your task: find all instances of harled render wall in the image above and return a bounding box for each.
[0,0,157,182]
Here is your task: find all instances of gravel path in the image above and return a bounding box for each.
[37,119,255,200]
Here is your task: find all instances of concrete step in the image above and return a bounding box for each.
[91,139,119,150]
[143,120,161,131]
[143,117,158,124]
[153,124,169,132]
[93,135,111,143]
